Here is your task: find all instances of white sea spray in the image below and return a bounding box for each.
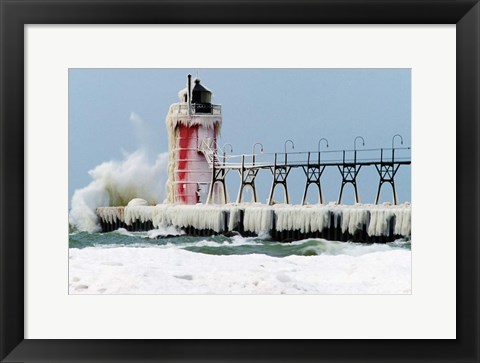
[69,150,169,232]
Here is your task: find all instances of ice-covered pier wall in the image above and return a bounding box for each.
[96,203,411,243]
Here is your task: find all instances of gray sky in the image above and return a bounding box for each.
[69,68,411,206]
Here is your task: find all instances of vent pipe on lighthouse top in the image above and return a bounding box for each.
[187,74,192,116]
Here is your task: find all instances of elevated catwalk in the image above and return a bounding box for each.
[97,203,411,243]
[201,139,411,206]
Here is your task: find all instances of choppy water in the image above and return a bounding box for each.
[69,228,410,257]
[69,228,411,295]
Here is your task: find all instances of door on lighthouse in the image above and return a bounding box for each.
[198,184,209,203]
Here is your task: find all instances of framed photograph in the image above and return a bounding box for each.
[68,67,413,295]
[1,0,479,362]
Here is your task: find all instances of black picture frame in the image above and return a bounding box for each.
[1,1,479,362]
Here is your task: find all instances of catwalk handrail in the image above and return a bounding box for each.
[199,140,410,168]
[209,149,411,169]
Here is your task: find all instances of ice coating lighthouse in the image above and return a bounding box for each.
[165,75,222,204]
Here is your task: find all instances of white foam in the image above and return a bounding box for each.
[146,226,185,239]
[69,246,411,294]
[112,228,136,237]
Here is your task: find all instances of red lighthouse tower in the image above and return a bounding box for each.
[166,75,222,204]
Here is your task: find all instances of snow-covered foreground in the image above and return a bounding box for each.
[69,247,411,294]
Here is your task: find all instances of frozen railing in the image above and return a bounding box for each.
[199,139,222,168]
[197,140,411,170]
[170,103,222,115]
[258,147,412,166]
[212,147,411,168]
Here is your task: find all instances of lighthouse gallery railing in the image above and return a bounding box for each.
[170,103,222,116]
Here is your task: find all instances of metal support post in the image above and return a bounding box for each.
[206,162,229,204]
[268,153,292,205]
[337,152,362,204]
[374,162,401,205]
[236,154,259,203]
[301,151,326,205]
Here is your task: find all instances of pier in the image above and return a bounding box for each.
[96,139,411,243]
[97,202,411,243]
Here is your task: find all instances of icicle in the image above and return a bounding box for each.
[96,206,125,224]
[164,103,222,204]
[96,202,411,238]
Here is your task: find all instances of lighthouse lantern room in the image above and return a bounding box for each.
[166,75,223,204]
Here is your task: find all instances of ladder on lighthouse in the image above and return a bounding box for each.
[199,139,222,169]
[199,139,228,204]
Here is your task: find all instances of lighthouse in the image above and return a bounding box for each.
[165,75,223,204]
